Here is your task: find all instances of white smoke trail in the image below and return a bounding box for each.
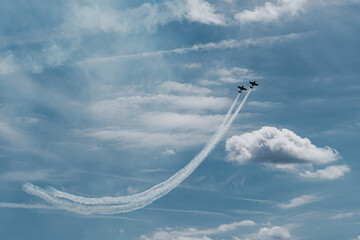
[27,93,241,205]
[23,90,251,214]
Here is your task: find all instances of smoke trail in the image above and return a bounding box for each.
[25,93,241,205]
[23,91,251,214]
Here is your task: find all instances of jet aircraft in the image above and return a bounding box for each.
[249,81,259,88]
[237,85,247,93]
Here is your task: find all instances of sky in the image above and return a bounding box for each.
[0,0,360,239]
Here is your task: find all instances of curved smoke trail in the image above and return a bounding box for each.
[23,90,251,214]
[41,93,241,205]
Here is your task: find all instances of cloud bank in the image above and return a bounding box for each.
[225,126,349,180]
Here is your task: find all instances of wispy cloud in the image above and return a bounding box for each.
[200,67,262,85]
[140,220,256,240]
[186,0,226,25]
[235,0,308,24]
[299,165,351,180]
[331,212,359,220]
[158,81,211,95]
[278,195,321,209]
[65,0,225,35]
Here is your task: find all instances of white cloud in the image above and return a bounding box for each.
[299,165,350,180]
[247,101,281,109]
[240,226,292,240]
[139,112,223,132]
[235,0,307,24]
[226,126,339,165]
[88,95,230,118]
[67,0,225,35]
[158,81,211,95]
[225,126,349,180]
[0,51,18,75]
[185,0,226,25]
[182,63,202,69]
[208,67,261,84]
[278,195,321,209]
[0,41,79,75]
[86,129,210,149]
[0,170,52,182]
[162,149,176,155]
[330,212,357,219]
[0,121,23,143]
[256,226,291,240]
[67,2,175,33]
[140,220,256,240]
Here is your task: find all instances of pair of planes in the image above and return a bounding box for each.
[238,81,258,93]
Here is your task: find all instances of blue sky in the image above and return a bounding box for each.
[0,0,360,239]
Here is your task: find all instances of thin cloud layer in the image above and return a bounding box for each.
[235,0,307,24]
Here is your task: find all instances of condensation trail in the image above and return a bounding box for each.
[23,90,251,214]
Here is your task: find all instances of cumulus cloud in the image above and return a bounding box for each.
[235,0,307,24]
[140,220,255,240]
[225,126,349,180]
[233,226,292,240]
[299,165,350,180]
[253,226,291,240]
[226,126,339,165]
[278,195,321,209]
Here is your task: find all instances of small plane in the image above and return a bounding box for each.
[249,81,259,88]
[237,85,247,93]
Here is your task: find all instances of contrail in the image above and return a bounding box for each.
[78,33,303,64]
[23,90,251,214]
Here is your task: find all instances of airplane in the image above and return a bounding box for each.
[249,81,259,88]
[237,85,247,93]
